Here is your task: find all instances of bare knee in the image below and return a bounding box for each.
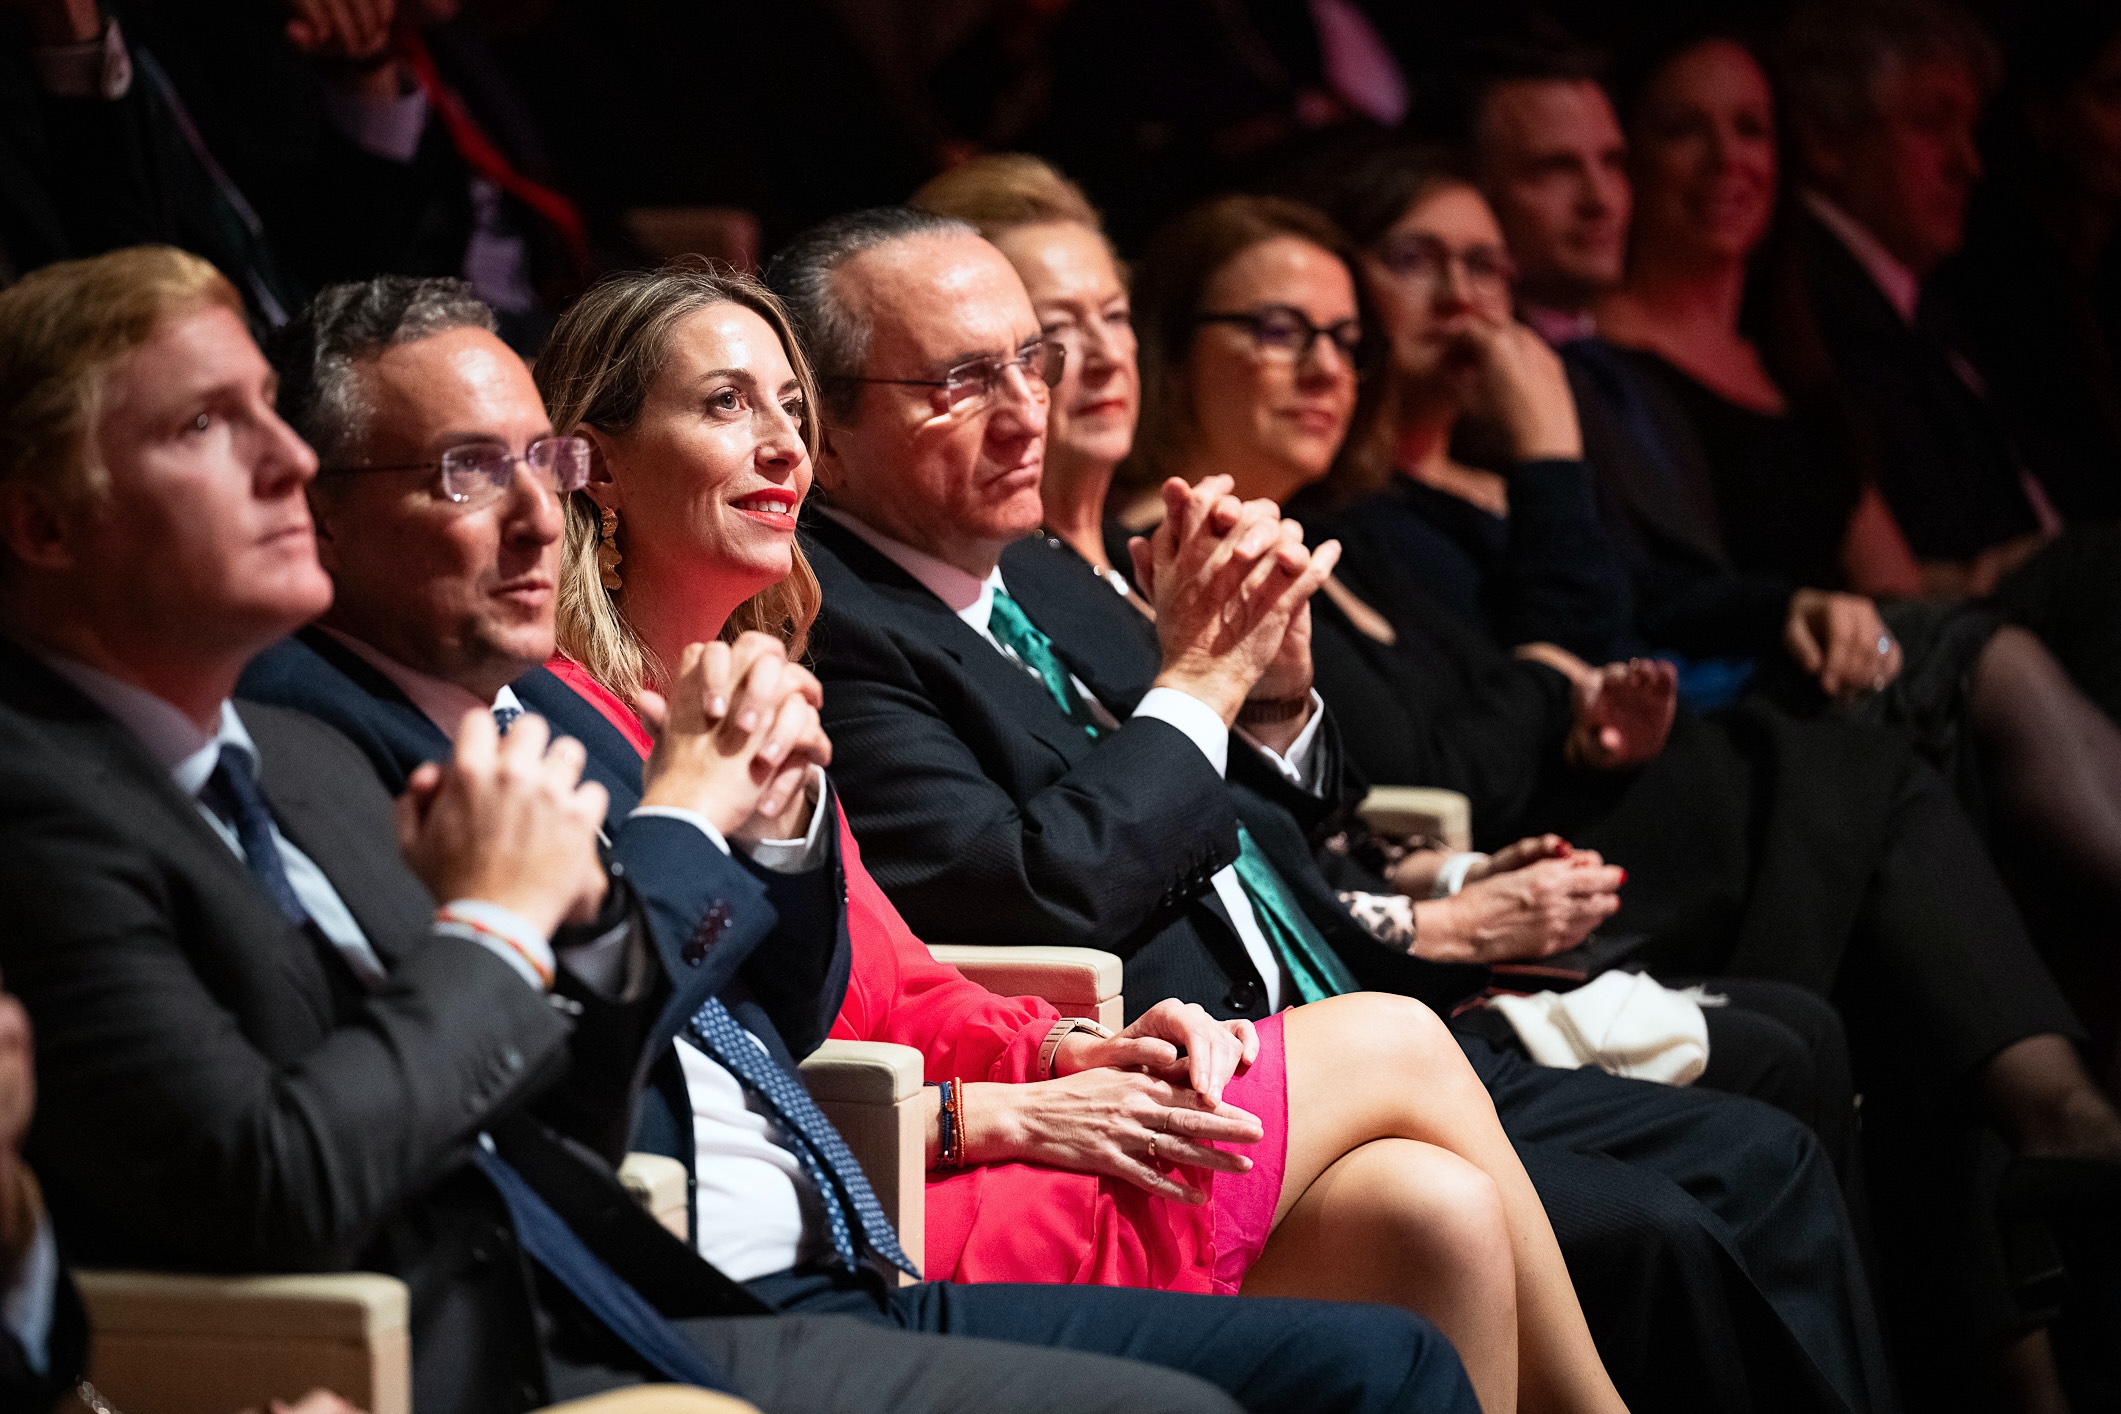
[1365,1141,1513,1280]
[1296,992,1484,1099]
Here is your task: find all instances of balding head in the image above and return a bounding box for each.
[773,219,1052,577]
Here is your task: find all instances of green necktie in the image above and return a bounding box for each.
[984,587,1356,1004]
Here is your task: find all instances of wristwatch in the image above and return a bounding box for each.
[1038,1016,1115,1079]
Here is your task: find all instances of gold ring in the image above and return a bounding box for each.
[1147,1133,1159,1163]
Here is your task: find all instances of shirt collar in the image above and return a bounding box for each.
[1520,302,1599,347]
[1803,190,1922,324]
[817,505,1006,634]
[36,650,252,796]
[318,627,523,738]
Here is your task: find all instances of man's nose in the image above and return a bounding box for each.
[508,464,566,543]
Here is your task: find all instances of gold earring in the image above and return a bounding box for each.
[597,505,624,592]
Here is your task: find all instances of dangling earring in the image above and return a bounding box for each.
[597,505,624,592]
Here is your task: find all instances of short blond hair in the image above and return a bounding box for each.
[910,154,1104,241]
[0,246,244,510]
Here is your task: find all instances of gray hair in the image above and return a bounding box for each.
[268,276,496,466]
[1779,0,2000,141]
[762,206,975,423]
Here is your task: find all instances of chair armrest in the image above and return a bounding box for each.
[620,1152,691,1242]
[801,1039,925,1279]
[543,1386,762,1412]
[1358,786,1473,853]
[926,945,1125,1030]
[75,1268,409,1414]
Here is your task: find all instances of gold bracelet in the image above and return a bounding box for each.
[1039,1016,1115,1080]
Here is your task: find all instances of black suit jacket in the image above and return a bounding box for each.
[803,515,1482,1021]
[1766,209,2045,562]
[236,629,854,1230]
[0,638,780,1413]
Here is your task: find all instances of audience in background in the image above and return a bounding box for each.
[10,1,2121,1409]
[780,200,1890,1414]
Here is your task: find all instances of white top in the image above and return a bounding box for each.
[820,507,1329,1012]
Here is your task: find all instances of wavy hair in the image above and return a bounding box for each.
[535,258,823,706]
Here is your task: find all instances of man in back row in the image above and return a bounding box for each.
[0,248,1475,1412]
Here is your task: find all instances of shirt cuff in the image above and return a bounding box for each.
[436,899,556,992]
[1132,687,1229,777]
[1236,690,1327,789]
[3,1205,57,1378]
[743,765,831,874]
[33,16,132,100]
[629,805,733,857]
[320,79,429,162]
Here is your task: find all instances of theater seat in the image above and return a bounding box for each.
[1357,786,1473,853]
[926,944,1124,1030]
[74,1155,731,1414]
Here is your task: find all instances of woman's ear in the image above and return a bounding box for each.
[578,426,622,513]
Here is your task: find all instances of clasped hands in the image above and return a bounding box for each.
[1131,475,1339,743]
[395,631,830,943]
[950,1000,1268,1206]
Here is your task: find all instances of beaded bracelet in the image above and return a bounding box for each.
[436,903,554,990]
[933,1081,958,1168]
[942,1077,970,1168]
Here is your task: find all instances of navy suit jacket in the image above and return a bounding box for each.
[237,630,853,1233]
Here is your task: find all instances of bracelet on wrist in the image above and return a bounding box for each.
[1236,692,1310,726]
[1038,1016,1115,1080]
[1431,852,1491,899]
[941,1078,970,1168]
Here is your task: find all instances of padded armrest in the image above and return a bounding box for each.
[545,1386,762,1412]
[927,944,1125,1029]
[1358,785,1473,853]
[801,1040,926,1280]
[799,1038,925,1104]
[76,1269,410,1414]
[620,1152,691,1241]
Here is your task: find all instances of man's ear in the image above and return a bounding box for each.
[812,425,849,496]
[0,483,77,573]
[304,485,344,575]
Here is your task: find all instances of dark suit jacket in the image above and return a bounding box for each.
[1763,209,2044,562]
[0,637,779,1414]
[236,629,854,1233]
[802,514,1482,1021]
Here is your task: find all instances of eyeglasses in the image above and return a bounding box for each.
[320,435,592,504]
[833,337,1065,414]
[1372,233,1516,292]
[1194,305,1363,364]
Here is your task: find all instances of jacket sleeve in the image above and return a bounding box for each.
[1491,458,1637,660]
[813,604,1243,958]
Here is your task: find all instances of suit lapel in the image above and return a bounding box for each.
[999,535,1162,717]
[512,666,645,814]
[803,517,1098,768]
[0,641,347,1024]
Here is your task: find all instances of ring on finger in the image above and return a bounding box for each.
[1876,634,1894,656]
[1147,1132,1159,1164]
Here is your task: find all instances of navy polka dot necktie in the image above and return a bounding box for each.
[492,703,523,735]
[687,997,919,1278]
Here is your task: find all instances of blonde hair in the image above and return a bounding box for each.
[536,258,823,706]
[0,246,243,523]
[910,153,1104,240]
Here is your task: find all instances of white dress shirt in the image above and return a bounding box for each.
[821,507,1330,1012]
[2,1205,57,1379]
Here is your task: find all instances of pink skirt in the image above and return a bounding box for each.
[1207,1010,1291,1294]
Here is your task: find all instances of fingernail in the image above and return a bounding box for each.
[737,709,759,732]
[708,696,728,717]
[1618,868,1628,885]
[761,742,785,765]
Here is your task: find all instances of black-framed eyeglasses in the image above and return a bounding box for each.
[320,435,592,504]
[830,337,1065,414]
[1194,305,1363,364]
[1372,233,1516,291]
